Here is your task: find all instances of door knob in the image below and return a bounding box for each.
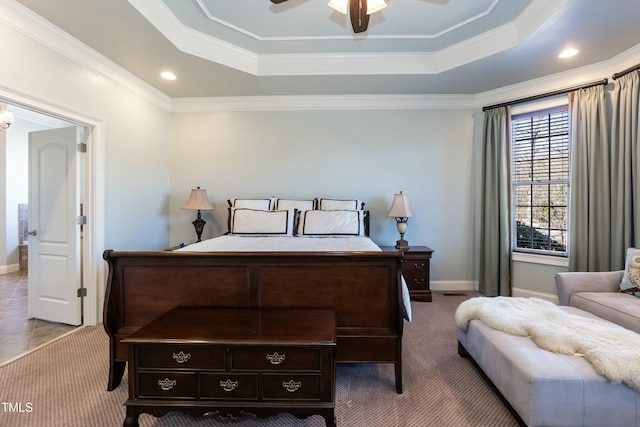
[27,230,37,236]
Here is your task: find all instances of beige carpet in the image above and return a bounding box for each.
[0,292,519,427]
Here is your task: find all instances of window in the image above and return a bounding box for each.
[511,106,569,255]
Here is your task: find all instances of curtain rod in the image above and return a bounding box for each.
[482,78,609,112]
[612,63,640,80]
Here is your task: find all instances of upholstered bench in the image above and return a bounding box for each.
[457,303,640,427]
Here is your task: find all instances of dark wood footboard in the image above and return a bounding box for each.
[103,250,405,393]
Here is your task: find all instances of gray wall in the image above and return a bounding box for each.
[169,108,477,288]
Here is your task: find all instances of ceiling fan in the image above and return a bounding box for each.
[270,0,387,34]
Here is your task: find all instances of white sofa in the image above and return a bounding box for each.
[457,271,640,427]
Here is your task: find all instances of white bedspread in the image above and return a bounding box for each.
[177,235,382,252]
[176,235,411,321]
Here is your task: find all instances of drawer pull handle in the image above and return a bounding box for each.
[157,378,177,391]
[219,379,239,392]
[266,352,286,365]
[414,263,426,269]
[172,351,191,364]
[413,278,425,285]
[282,380,302,392]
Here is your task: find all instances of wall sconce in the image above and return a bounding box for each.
[386,191,415,250]
[0,107,14,132]
[182,187,214,242]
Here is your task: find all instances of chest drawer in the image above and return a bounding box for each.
[262,374,323,400]
[231,347,321,371]
[138,345,225,369]
[200,373,258,400]
[137,372,195,399]
[402,257,428,286]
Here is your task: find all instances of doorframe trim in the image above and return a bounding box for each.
[1,87,105,326]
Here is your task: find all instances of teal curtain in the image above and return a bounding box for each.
[479,107,511,296]
[610,70,640,266]
[568,85,611,271]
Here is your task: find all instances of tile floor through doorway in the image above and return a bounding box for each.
[0,271,78,364]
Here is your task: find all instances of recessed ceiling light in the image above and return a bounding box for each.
[558,48,579,59]
[161,71,176,80]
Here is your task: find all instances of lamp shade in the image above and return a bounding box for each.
[386,191,415,218]
[182,187,214,211]
[328,0,348,14]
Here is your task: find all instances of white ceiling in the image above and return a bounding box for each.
[12,0,640,98]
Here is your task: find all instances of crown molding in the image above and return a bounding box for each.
[4,0,638,114]
[128,0,566,77]
[2,0,170,111]
[173,42,640,113]
[127,0,258,75]
[474,43,640,109]
[258,52,440,76]
[193,0,500,42]
[427,0,567,74]
[170,94,477,112]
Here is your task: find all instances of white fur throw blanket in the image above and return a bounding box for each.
[455,297,640,391]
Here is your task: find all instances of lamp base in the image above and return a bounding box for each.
[192,210,206,242]
[395,238,409,250]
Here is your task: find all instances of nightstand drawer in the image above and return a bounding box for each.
[232,347,321,371]
[262,374,322,400]
[403,270,427,287]
[137,372,195,398]
[403,259,428,276]
[138,345,225,369]
[380,245,433,302]
[201,373,258,400]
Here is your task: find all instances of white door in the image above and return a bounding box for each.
[28,126,82,326]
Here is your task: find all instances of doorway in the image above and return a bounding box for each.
[1,104,85,364]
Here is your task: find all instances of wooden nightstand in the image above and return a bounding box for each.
[381,246,434,302]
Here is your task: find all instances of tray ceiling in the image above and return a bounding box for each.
[11,0,640,98]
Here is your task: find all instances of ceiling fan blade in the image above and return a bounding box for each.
[270,0,289,3]
[350,0,370,33]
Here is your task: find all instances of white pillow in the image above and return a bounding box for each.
[274,199,315,211]
[296,210,365,237]
[620,247,640,294]
[228,198,274,210]
[229,208,294,236]
[316,198,364,210]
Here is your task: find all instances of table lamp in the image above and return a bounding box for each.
[387,191,415,250]
[182,187,214,242]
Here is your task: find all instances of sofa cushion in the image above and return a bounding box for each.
[571,292,640,334]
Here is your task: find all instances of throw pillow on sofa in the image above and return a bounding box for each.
[620,247,640,295]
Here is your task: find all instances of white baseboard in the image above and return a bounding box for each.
[429,282,559,303]
[511,287,559,304]
[0,264,20,274]
[431,280,478,292]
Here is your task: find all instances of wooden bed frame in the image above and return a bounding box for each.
[102,249,405,394]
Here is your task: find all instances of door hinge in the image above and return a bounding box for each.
[77,288,87,298]
[77,215,87,226]
[77,142,87,153]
